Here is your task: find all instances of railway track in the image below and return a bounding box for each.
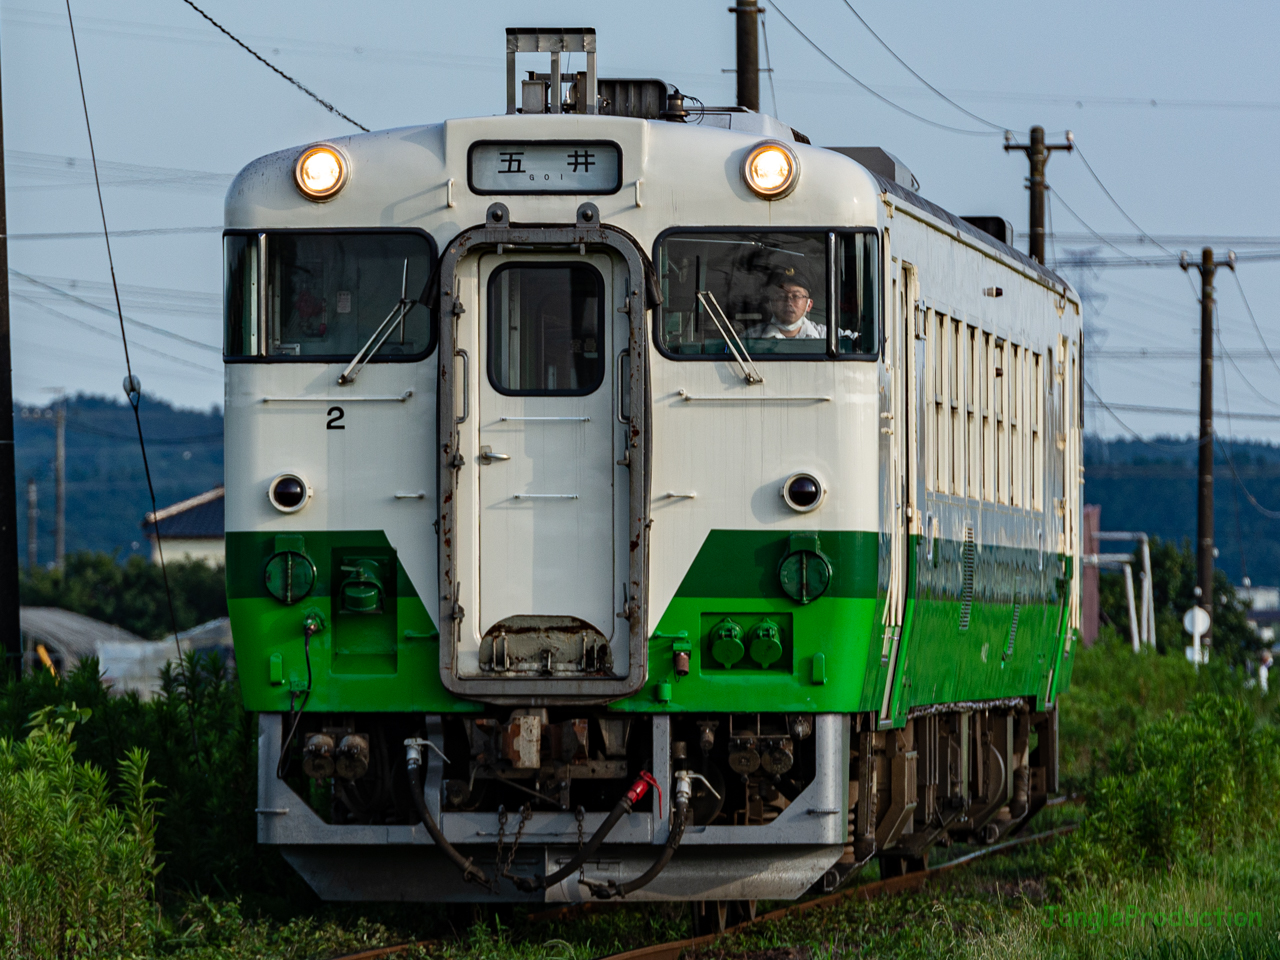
[327,814,1078,960]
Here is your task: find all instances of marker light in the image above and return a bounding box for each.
[294,145,348,201]
[742,140,799,200]
[269,473,311,513]
[782,472,825,513]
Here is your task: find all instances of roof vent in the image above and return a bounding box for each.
[825,147,919,192]
[961,216,1014,246]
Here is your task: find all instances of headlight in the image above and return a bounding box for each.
[269,473,311,513]
[294,145,348,201]
[742,140,799,200]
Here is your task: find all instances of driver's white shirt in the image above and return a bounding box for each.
[745,317,827,339]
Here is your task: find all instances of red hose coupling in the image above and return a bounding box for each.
[625,771,662,817]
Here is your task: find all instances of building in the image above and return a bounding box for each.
[19,606,235,699]
[20,606,148,676]
[142,485,225,566]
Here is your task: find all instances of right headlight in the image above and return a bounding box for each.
[742,140,799,200]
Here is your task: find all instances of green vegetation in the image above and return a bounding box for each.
[20,551,227,639]
[1096,535,1263,666]
[0,702,158,959]
[0,636,1276,958]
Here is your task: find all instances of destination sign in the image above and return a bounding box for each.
[468,141,622,195]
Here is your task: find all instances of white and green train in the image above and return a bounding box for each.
[225,28,1082,906]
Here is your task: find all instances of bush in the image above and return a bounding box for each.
[20,551,227,640]
[0,703,158,959]
[1065,693,1280,877]
[0,655,309,915]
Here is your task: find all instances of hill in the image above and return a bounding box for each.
[15,394,223,565]
[10,398,1280,589]
[1084,434,1280,588]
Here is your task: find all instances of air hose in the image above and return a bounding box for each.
[405,741,490,886]
[588,770,715,900]
[514,771,659,893]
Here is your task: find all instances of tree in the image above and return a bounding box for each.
[1098,536,1260,665]
[20,551,227,639]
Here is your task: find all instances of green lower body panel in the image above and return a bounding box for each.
[227,530,477,714]
[617,529,880,713]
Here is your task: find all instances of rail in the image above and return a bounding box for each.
[324,805,1079,960]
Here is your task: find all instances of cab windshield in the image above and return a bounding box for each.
[224,231,435,360]
[655,230,878,359]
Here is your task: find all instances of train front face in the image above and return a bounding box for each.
[223,112,884,902]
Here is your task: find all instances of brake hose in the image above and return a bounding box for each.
[513,771,659,893]
[405,741,490,886]
[588,770,715,900]
[405,740,661,892]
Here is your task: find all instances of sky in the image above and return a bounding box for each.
[5,0,1280,442]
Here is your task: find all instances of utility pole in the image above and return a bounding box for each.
[733,0,760,111]
[54,401,65,569]
[1004,126,1074,264]
[25,479,36,570]
[1181,247,1234,647]
[0,34,20,675]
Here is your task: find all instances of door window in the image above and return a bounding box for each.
[487,263,606,395]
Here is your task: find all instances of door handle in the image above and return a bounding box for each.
[478,446,510,465]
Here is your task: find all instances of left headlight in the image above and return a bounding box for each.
[742,140,799,200]
[294,144,348,201]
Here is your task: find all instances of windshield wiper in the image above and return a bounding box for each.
[338,259,416,385]
[697,289,764,384]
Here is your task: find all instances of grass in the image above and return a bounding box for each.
[3,637,1279,959]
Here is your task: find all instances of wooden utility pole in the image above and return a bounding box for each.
[733,1,760,111]
[54,401,65,568]
[0,35,20,675]
[1004,126,1074,264]
[1181,247,1234,645]
[25,479,36,570]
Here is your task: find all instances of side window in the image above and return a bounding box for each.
[487,263,605,396]
[654,230,878,359]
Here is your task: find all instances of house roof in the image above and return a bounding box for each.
[20,606,148,662]
[142,485,224,539]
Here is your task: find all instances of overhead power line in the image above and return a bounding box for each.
[1028,233,1280,246]
[1084,400,1280,423]
[768,0,1000,136]
[1092,348,1278,360]
[176,0,368,132]
[10,269,220,352]
[1230,270,1280,384]
[835,0,1008,131]
[64,0,196,761]
[11,292,220,375]
[1071,140,1174,256]
[1054,249,1280,268]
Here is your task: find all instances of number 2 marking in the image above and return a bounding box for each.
[326,406,346,430]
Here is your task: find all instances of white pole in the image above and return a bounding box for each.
[1124,562,1140,653]
[1141,537,1155,646]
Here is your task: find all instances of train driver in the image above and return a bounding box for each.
[746,271,826,340]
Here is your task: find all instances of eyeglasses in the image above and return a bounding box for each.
[770,292,811,304]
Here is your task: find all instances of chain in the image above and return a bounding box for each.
[575,805,586,884]
[501,803,532,880]
[492,805,508,892]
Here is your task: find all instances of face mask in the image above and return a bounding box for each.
[775,316,805,333]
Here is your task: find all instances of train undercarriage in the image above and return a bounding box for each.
[258,700,1058,903]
